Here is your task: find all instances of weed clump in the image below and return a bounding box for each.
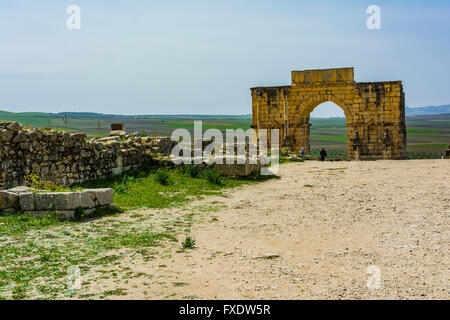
[204,168,222,185]
[154,168,170,185]
[182,236,196,249]
[185,164,202,178]
[114,176,132,194]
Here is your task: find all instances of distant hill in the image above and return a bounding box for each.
[406,113,450,120]
[0,109,252,120]
[406,105,450,115]
[0,110,48,116]
[49,113,252,120]
[1,104,450,118]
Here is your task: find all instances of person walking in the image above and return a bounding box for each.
[320,147,327,161]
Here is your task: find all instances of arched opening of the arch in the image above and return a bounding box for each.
[294,100,351,159]
[308,102,347,159]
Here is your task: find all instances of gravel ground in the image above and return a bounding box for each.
[88,160,449,299]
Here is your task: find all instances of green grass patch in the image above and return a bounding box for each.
[407,143,447,148]
[76,164,264,209]
[0,163,272,299]
[0,213,64,236]
[406,129,447,134]
[0,213,176,299]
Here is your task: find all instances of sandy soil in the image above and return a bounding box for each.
[88,160,449,299]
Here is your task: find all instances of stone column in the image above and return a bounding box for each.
[382,128,393,159]
[350,128,361,161]
[257,95,262,134]
[297,123,311,154]
[283,91,289,140]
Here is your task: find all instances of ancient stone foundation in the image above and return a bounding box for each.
[0,186,114,219]
[444,145,450,159]
[251,67,407,160]
[0,121,175,189]
[170,139,266,176]
[214,162,261,176]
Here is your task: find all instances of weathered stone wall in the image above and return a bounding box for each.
[0,121,174,189]
[251,67,407,160]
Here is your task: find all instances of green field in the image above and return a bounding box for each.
[0,110,448,159]
[0,113,252,137]
[308,115,450,158]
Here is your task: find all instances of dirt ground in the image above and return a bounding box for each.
[85,160,449,300]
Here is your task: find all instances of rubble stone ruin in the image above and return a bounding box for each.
[0,121,175,189]
[250,67,407,160]
[110,122,126,137]
[444,145,450,159]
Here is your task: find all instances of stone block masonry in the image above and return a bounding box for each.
[0,186,114,219]
[251,67,407,160]
[0,121,175,189]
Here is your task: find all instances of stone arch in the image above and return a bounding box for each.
[250,67,407,160]
[293,94,352,124]
[292,96,352,155]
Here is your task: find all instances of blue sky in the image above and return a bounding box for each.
[0,0,449,116]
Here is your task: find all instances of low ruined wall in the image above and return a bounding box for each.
[0,121,174,189]
[0,186,114,219]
